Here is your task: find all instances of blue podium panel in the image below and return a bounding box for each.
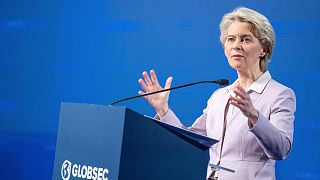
[53,102,215,180]
[53,103,126,180]
[119,108,209,180]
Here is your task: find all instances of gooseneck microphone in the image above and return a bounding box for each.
[109,79,229,105]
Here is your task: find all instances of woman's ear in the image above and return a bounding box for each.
[260,48,267,58]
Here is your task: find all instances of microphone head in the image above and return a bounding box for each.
[217,79,229,86]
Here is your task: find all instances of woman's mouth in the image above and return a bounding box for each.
[232,54,244,58]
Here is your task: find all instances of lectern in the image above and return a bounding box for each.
[53,102,217,180]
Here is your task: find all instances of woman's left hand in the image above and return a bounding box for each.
[229,84,259,127]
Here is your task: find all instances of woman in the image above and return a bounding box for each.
[138,7,296,180]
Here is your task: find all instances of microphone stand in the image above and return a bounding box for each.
[109,79,229,105]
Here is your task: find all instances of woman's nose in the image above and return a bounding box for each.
[232,38,242,50]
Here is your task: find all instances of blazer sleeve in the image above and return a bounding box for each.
[158,91,217,136]
[159,108,208,136]
[249,88,296,160]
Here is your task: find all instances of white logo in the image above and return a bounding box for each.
[61,160,72,180]
[60,160,109,180]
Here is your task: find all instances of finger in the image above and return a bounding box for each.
[229,99,246,111]
[229,96,247,106]
[138,90,145,95]
[236,83,246,92]
[229,99,241,108]
[138,78,149,92]
[150,69,159,85]
[142,71,152,86]
[138,90,151,101]
[165,76,173,89]
[235,84,249,96]
[233,88,247,100]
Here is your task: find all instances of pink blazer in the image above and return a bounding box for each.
[159,71,296,180]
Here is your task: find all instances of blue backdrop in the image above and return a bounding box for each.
[1,0,319,179]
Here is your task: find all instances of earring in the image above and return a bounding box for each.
[259,53,265,59]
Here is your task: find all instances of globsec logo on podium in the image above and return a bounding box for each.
[61,160,71,180]
[61,160,109,180]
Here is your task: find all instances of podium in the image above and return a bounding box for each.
[53,102,217,180]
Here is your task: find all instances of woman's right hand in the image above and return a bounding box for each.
[138,70,173,118]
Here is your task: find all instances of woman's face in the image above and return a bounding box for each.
[223,21,265,73]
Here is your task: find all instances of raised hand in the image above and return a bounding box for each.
[138,70,173,117]
[229,83,259,127]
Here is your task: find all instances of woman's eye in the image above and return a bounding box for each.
[227,38,234,42]
[243,38,252,43]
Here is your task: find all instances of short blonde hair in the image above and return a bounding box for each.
[220,7,275,72]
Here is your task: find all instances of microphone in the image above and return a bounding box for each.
[109,79,229,105]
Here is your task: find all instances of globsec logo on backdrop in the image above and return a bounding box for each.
[61,160,109,180]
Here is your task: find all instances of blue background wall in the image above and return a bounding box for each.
[1,0,319,179]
